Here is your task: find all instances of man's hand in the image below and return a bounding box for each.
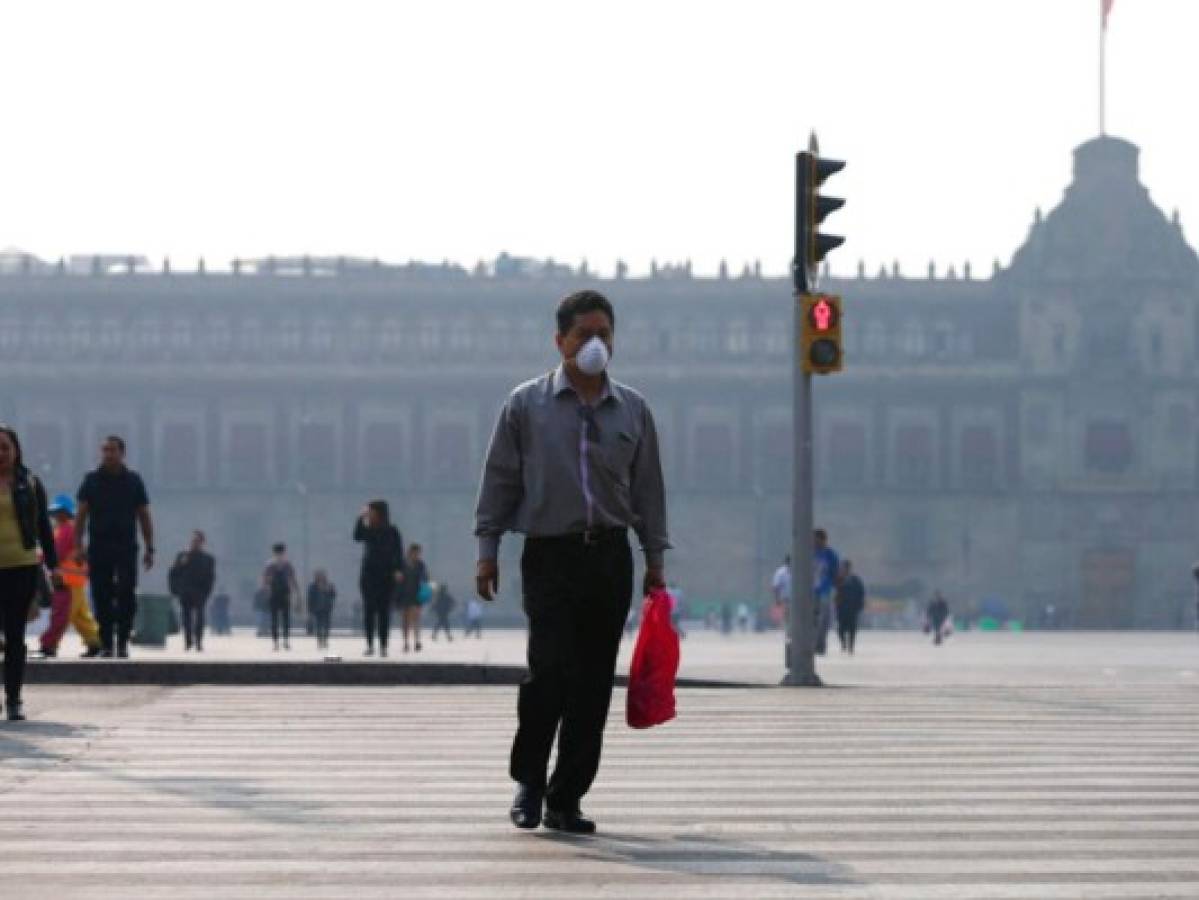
[476,559,499,601]
[143,549,155,572]
[394,570,405,583]
[643,565,666,597]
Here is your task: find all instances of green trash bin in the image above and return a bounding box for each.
[133,593,174,646]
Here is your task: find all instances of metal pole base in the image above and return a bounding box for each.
[780,670,824,688]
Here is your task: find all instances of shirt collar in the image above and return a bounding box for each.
[552,365,619,405]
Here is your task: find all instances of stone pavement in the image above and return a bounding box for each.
[27,625,1199,686]
[3,635,1198,899]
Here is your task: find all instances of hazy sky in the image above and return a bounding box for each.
[1,0,1193,277]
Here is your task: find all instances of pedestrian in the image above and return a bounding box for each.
[834,559,866,654]
[464,597,484,638]
[0,424,59,721]
[1191,563,1199,632]
[813,529,840,655]
[927,591,950,646]
[720,601,733,635]
[261,543,299,650]
[168,531,216,652]
[771,554,791,626]
[37,495,102,659]
[736,601,750,632]
[73,435,155,658]
[430,582,455,642]
[397,543,427,653]
[475,289,670,834]
[307,569,336,649]
[211,586,232,636]
[354,500,404,657]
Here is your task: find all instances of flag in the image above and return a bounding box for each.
[1102,0,1114,30]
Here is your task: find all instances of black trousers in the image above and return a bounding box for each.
[90,550,138,650]
[361,579,392,648]
[269,591,290,643]
[837,612,859,652]
[510,532,633,810]
[0,566,38,703]
[313,609,332,644]
[432,610,453,640]
[180,593,207,648]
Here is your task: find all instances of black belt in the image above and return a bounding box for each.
[528,527,627,548]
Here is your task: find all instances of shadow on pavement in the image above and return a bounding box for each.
[541,831,860,886]
[2,721,326,828]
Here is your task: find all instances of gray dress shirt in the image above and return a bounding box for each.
[474,365,670,567]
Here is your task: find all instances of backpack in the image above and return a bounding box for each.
[269,563,290,596]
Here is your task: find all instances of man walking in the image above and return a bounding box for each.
[262,543,299,650]
[168,531,216,651]
[813,529,840,655]
[834,559,866,654]
[475,289,670,835]
[74,436,154,658]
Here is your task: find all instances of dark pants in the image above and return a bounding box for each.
[270,591,290,644]
[361,579,392,649]
[837,612,859,652]
[432,610,453,640]
[464,619,482,638]
[0,566,38,703]
[313,609,332,645]
[180,593,207,648]
[510,532,633,811]
[90,550,138,651]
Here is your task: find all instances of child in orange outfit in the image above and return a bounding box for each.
[38,495,101,658]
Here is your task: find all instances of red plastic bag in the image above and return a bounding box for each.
[626,588,680,729]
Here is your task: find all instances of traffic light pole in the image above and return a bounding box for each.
[783,287,821,687]
[782,135,841,687]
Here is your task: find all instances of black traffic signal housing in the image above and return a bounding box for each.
[801,293,843,375]
[793,148,845,292]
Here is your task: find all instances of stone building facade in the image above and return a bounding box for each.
[0,136,1194,626]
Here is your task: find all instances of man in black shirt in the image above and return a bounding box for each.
[169,531,216,651]
[74,436,155,658]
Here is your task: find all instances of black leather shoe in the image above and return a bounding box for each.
[509,784,543,829]
[5,700,25,722]
[543,807,596,834]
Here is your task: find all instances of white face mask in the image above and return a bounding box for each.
[574,336,610,376]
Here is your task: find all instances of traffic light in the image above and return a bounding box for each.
[801,293,843,375]
[792,138,845,293]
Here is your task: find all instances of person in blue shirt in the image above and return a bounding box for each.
[813,529,840,655]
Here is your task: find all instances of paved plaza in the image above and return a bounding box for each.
[26,623,1199,685]
[2,633,1197,898]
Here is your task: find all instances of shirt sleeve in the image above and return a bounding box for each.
[76,474,93,505]
[473,393,525,560]
[629,401,671,568]
[133,473,149,508]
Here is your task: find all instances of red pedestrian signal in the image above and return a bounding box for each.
[801,294,843,374]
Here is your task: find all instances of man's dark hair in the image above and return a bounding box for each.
[556,290,615,336]
[368,499,390,526]
[410,543,423,553]
[814,528,828,541]
[272,542,286,554]
[193,530,206,544]
[105,435,126,453]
